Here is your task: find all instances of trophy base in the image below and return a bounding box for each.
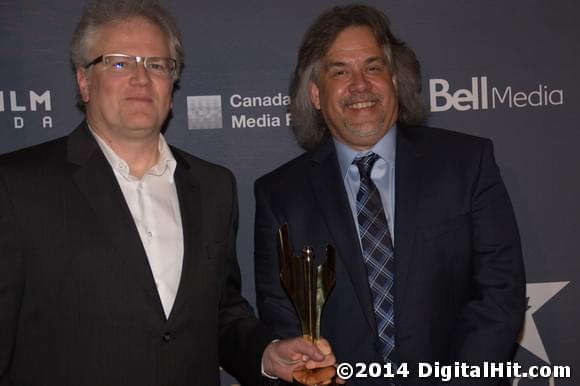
[292,366,337,386]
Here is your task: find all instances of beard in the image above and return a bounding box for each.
[342,110,387,138]
[340,93,387,137]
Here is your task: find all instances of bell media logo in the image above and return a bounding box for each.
[187,95,223,130]
[429,77,563,112]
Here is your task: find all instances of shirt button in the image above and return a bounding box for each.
[147,231,153,237]
[162,332,174,342]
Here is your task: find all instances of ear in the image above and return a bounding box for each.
[309,81,321,110]
[76,68,91,103]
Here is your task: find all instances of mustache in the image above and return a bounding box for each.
[341,93,383,107]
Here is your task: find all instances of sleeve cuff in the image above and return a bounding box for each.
[261,339,280,379]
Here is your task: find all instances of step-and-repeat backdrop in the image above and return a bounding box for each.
[1,1,578,385]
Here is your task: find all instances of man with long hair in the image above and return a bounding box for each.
[255,5,525,385]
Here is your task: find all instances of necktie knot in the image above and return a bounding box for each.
[354,152,379,180]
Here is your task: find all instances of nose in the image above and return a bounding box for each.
[348,69,371,93]
[129,62,151,85]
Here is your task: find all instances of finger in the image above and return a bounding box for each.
[316,337,333,356]
[305,353,336,369]
[291,337,325,361]
[280,339,310,363]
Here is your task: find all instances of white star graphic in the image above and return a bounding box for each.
[518,281,569,364]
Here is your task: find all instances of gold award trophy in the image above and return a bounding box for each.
[278,224,337,386]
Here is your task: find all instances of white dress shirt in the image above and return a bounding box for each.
[90,129,184,319]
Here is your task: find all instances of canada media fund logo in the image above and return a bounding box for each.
[187,93,291,130]
[187,95,223,130]
[429,76,563,112]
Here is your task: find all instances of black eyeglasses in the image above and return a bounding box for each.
[84,53,177,79]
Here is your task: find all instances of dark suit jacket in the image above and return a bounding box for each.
[254,126,525,385]
[0,122,274,386]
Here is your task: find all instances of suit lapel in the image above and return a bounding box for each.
[308,140,377,333]
[68,123,166,321]
[166,155,203,324]
[394,127,424,326]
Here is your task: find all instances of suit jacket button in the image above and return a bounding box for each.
[162,332,174,342]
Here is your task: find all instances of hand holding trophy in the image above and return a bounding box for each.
[278,224,338,385]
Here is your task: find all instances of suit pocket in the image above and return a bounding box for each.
[420,214,470,240]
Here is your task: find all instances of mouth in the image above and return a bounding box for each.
[343,94,382,110]
[346,100,377,110]
[126,96,153,103]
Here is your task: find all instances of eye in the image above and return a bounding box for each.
[112,62,127,69]
[149,62,167,72]
[367,64,385,73]
[331,69,349,78]
[106,57,132,70]
[147,59,174,76]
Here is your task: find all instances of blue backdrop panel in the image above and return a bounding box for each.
[1,1,578,385]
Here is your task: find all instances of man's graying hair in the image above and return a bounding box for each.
[289,4,426,151]
[70,0,184,80]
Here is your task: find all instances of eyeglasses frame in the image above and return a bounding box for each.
[84,53,177,79]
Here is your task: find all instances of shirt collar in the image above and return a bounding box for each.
[88,125,177,182]
[149,136,177,180]
[333,124,397,179]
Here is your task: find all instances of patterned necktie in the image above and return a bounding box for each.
[354,153,395,363]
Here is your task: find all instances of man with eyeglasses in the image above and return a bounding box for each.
[0,1,336,385]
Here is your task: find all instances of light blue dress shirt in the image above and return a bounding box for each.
[333,125,397,243]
